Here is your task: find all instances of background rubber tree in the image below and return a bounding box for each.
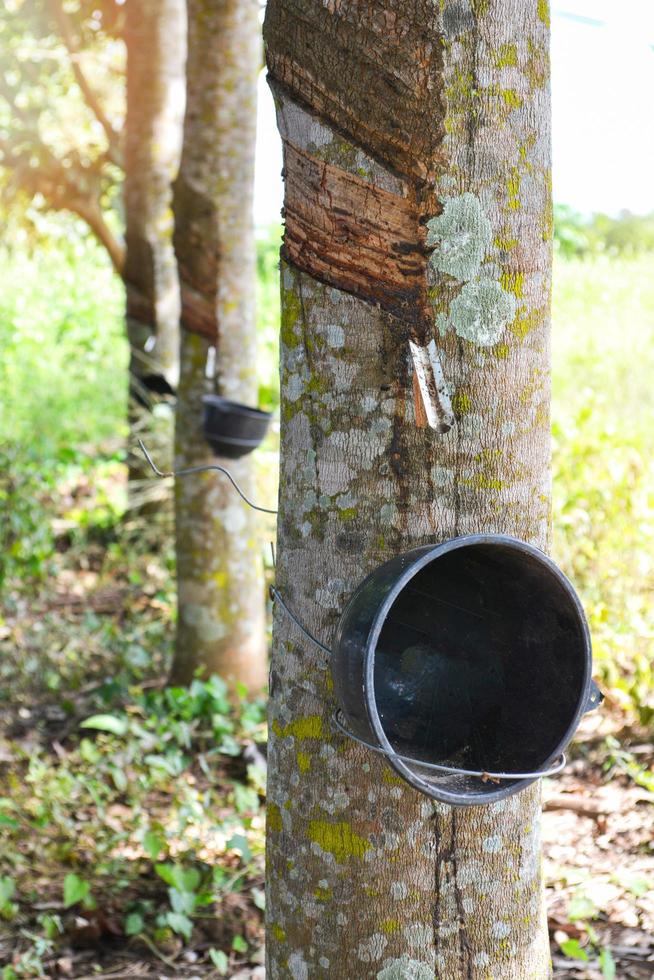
[0,0,186,501]
[264,0,553,977]
[123,0,186,501]
[170,0,267,691]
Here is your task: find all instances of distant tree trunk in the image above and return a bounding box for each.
[170,0,267,691]
[123,0,186,497]
[264,1,553,977]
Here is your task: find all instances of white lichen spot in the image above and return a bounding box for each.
[285,373,305,402]
[319,787,350,813]
[404,923,432,948]
[319,957,330,969]
[380,503,396,524]
[283,266,295,291]
[459,413,485,438]
[310,841,336,865]
[391,881,408,901]
[482,834,503,854]
[406,820,422,846]
[473,952,490,967]
[450,279,517,347]
[179,602,226,643]
[456,861,482,886]
[220,504,246,534]
[462,896,476,914]
[288,950,309,980]
[377,955,435,980]
[492,921,511,940]
[432,465,455,488]
[360,394,376,413]
[427,192,492,281]
[358,933,388,962]
[325,323,345,348]
[435,312,449,336]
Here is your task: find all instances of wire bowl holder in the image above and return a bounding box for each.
[140,441,601,805]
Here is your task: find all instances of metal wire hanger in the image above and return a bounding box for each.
[138,440,566,785]
[138,439,278,515]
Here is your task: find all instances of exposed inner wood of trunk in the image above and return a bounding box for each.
[281,141,429,317]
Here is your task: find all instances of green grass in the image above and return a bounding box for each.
[0,240,127,461]
[552,255,654,725]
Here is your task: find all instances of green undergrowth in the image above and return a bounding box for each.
[0,677,266,977]
[0,227,652,973]
[552,255,654,727]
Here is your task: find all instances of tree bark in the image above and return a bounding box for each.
[264,1,552,977]
[124,0,186,396]
[170,0,267,692]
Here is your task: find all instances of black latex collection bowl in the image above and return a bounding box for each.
[331,534,597,806]
[202,395,272,459]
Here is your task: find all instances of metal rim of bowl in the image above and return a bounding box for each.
[202,394,272,420]
[361,533,593,806]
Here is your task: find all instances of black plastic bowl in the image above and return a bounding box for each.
[202,395,272,459]
[331,534,599,806]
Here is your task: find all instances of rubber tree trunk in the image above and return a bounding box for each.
[170,0,267,692]
[123,0,186,496]
[264,1,553,977]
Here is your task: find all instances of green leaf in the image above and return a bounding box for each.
[63,873,90,909]
[615,873,651,897]
[568,891,597,921]
[143,830,166,861]
[79,738,101,764]
[208,949,229,975]
[0,877,15,905]
[125,911,144,936]
[233,783,260,815]
[38,913,63,940]
[154,863,176,887]
[165,911,193,941]
[169,888,196,916]
[599,947,616,980]
[232,934,248,953]
[181,867,201,893]
[251,887,265,911]
[0,876,17,919]
[560,938,588,961]
[80,714,128,736]
[227,833,252,863]
[109,764,128,792]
